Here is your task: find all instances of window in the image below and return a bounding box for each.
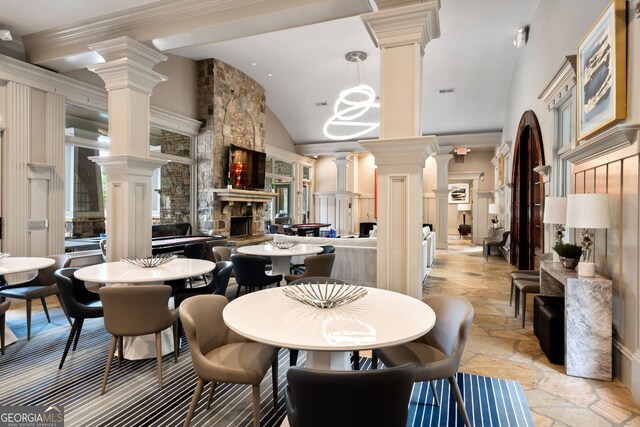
[65,104,195,236]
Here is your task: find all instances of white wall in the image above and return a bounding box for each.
[265,107,296,152]
[503,0,640,398]
[64,53,198,119]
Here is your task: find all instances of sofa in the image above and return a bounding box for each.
[277,231,436,288]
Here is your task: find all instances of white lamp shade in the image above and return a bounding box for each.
[566,193,611,229]
[543,197,567,224]
[488,203,500,214]
[458,203,472,211]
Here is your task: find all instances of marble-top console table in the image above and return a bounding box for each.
[540,260,612,381]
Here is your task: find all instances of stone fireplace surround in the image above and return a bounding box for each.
[196,58,269,239]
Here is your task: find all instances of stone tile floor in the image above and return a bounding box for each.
[426,237,640,426]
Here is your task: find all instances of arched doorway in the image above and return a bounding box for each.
[510,111,545,270]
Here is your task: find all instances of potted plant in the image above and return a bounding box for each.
[226,177,233,189]
[269,183,275,192]
[553,243,582,269]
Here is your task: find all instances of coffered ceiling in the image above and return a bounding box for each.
[0,0,540,146]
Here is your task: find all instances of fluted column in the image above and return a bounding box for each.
[45,92,66,255]
[3,82,31,256]
[359,1,440,298]
[88,37,167,260]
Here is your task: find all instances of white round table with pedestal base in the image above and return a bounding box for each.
[223,285,436,370]
[75,258,214,360]
[237,244,323,277]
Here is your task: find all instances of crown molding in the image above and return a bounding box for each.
[538,55,577,111]
[0,53,201,136]
[265,144,315,166]
[23,0,260,66]
[361,1,440,54]
[560,124,640,165]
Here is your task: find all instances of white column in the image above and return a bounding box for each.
[45,92,66,255]
[88,37,167,260]
[360,2,440,298]
[333,153,354,235]
[471,178,481,245]
[3,82,31,256]
[361,138,435,298]
[432,153,452,250]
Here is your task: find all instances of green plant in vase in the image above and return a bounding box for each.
[226,177,233,189]
[552,243,583,269]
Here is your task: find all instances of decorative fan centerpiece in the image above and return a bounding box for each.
[268,240,299,250]
[283,282,368,309]
[122,254,176,268]
[0,252,10,259]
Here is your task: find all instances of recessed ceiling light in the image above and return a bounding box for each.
[267,73,273,77]
[251,62,257,66]
[315,102,328,107]
[438,88,456,94]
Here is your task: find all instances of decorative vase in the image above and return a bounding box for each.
[227,184,232,189]
[559,257,579,270]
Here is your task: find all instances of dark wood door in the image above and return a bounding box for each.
[510,111,545,270]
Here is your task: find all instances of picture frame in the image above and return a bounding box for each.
[448,183,469,204]
[576,0,626,141]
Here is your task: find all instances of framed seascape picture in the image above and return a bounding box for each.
[448,183,469,204]
[576,0,626,141]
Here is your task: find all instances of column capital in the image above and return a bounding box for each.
[433,153,453,164]
[359,136,437,166]
[88,36,167,94]
[89,154,166,177]
[361,1,440,54]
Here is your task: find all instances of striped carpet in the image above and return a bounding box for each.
[1,305,534,426]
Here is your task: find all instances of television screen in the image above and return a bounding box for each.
[228,144,266,190]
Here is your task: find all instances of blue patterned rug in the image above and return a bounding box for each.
[407,370,534,426]
[1,307,534,426]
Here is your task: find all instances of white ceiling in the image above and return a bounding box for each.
[0,0,540,146]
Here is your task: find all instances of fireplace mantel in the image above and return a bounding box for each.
[212,188,276,204]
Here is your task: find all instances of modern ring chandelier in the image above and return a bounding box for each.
[323,51,380,141]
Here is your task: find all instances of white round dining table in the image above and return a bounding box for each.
[223,285,436,370]
[74,258,214,284]
[74,258,214,360]
[236,244,323,277]
[0,256,56,346]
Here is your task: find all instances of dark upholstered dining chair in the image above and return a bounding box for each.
[55,268,103,369]
[483,230,510,261]
[98,285,179,394]
[0,299,10,355]
[289,245,335,275]
[285,364,416,427]
[372,294,475,427]
[0,254,71,340]
[285,253,335,284]
[180,295,278,427]
[173,261,233,308]
[231,254,282,298]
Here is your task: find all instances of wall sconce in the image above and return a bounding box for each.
[0,30,12,41]
[513,26,529,48]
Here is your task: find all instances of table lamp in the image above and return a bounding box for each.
[488,203,500,228]
[565,193,611,277]
[543,197,567,245]
[458,203,471,225]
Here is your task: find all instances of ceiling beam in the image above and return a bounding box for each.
[22,0,373,72]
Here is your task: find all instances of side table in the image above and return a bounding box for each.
[540,259,612,380]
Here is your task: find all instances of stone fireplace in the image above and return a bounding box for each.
[195,58,270,238]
